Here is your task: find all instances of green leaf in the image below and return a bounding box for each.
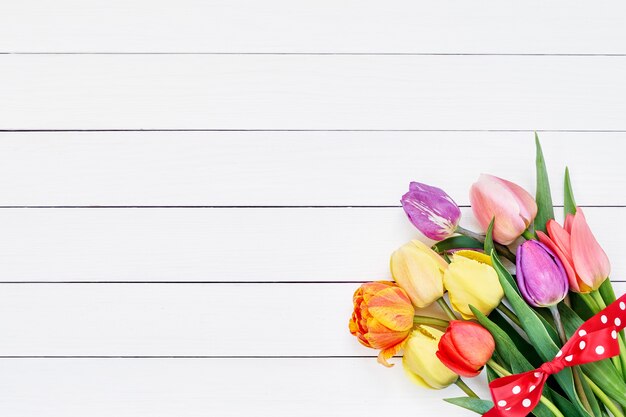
[558,303,626,407]
[484,225,519,295]
[473,306,565,417]
[432,235,483,253]
[575,366,602,417]
[489,309,543,367]
[444,397,494,415]
[484,218,495,256]
[490,252,591,417]
[535,133,555,233]
[564,167,577,217]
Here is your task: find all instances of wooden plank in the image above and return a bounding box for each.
[0,207,622,283]
[0,357,486,417]
[1,1,625,54]
[0,132,622,206]
[0,282,623,357]
[1,55,625,130]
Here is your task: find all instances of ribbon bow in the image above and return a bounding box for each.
[485,293,626,417]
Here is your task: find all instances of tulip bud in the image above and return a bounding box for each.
[403,326,458,389]
[516,240,568,307]
[443,251,503,319]
[349,281,415,367]
[401,182,461,241]
[470,174,538,245]
[436,321,495,377]
[537,208,610,293]
[390,240,447,308]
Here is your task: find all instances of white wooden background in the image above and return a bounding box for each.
[1,1,626,416]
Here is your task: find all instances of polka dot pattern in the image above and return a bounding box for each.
[485,294,626,417]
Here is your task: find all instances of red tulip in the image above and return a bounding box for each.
[436,320,495,377]
[537,207,610,293]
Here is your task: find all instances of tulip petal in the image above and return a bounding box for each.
[367,287,414,331]
[390,241,446,308]
[545,219,573,262]
[377,339,406,367]
[454,249,493,266]
[437,328,481,377]
[403,327,458,389]
[537,230,582,293]
[470,175,529,245]
[516,240,568,307]
[570,208,610,290]
[443,255,503,319]
[491,176,538,225]
[401,182,462,241]
[449,321,495,368]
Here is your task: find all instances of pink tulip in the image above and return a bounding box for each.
[469,174,538,245]
[537,208,610,292]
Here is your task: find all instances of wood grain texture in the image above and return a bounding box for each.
[1,55,626,130]
[0,358,489,417]
[1,1,625,54]
[0,132,622,206]
[0,207,622,282]
[0,282,622,357]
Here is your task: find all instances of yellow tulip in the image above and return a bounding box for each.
[402,326,458,389]
[443,251,503,319]
[390,240,447,308]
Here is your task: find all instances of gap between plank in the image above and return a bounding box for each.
[0,355,384,359]
[3,129,626,133]
[2,52,626,56]
[0,205,621,209]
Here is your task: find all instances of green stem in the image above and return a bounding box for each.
[590,290,607,310]
[497,303,522,328]
[455,378,479,398]
[413,315,449,328]
[487,359,566,417]
[549,307,594,414]
[522,229,536,240]
[579,292,601,313]
[455,226,517,263]
[590,290,626,379]
[584,374,625,417]
[549,306,567,344]
[487,359,511,376]
[437,297,458,321]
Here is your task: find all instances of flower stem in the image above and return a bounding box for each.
[437,297,458,321]
[584,374,625,417]
[522,229,536,240]
[548,306,594,415]
[590,290,626,379]
[413,315,449,328]
[549,306,567,344]
[487,359,566,417]
[497,303,522,328]
[455,378,479,398]
[455,226,517,263]
[590,290,606,311]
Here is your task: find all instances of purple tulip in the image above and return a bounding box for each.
[516,240,569,307]
[401,182,461,241]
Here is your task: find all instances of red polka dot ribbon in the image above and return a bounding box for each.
[484,293,626,417]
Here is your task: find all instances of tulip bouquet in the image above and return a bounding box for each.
[349,136,626,417]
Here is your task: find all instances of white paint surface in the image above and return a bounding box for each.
[0,3,625,416]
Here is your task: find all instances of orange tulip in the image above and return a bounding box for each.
[349,281,415,367]
[537,207,610,293]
